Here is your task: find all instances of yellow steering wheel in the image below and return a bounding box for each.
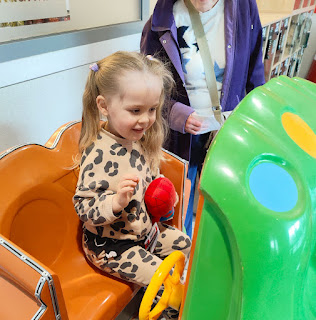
[139,251,185,320]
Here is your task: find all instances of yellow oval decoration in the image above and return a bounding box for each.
[282,112,316,158]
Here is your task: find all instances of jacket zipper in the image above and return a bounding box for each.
[222,0,237,109]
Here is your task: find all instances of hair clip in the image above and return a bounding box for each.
[146,55,154,61]
[89,63,99,72]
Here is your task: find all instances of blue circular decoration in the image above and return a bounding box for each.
[249,162,298,212]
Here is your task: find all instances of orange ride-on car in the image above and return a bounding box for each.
[0,121,190,320]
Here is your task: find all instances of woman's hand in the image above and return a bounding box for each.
[112,175,139,213]
[185,112,202,135]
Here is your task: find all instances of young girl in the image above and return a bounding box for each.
[73,51,191,287]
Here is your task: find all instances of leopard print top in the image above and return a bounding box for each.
[73,129,154,241]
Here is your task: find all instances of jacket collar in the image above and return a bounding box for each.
[151,0,178,32]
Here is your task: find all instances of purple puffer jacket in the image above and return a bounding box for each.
[141,0,265,160]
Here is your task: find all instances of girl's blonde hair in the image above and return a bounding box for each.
[79,51,174,172]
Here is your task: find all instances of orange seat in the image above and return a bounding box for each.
[0,121,189,320]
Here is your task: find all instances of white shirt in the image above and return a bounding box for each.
[173,0,226,132]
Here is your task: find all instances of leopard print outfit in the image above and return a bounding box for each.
[73,129,191,286]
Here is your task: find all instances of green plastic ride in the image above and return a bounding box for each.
[182,76,316,319]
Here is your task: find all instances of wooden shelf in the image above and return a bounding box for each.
[282,54,291,61]
[260,12,291,26]
[257,0,295,14]
[293,5,316,14]
[258,0,315,81]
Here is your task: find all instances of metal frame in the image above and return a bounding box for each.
[0,236,62,320]
[0,0,149,63]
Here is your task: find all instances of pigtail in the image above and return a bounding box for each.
[79,70,101,156]
[140,55,174,172]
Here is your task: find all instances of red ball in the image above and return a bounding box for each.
[144,177,177,223]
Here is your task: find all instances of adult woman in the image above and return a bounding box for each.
[141,0,265,238]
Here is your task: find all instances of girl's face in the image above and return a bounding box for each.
[189,0,218,12]
[97,71,162,141]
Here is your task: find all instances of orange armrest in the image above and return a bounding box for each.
[0,234,66,319]
[0,235,45,294]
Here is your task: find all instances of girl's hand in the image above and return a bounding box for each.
[112,175,139,213]
[174,192,179,207]
[185,112,202,135]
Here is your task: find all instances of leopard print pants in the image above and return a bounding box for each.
[83,222,191,286]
